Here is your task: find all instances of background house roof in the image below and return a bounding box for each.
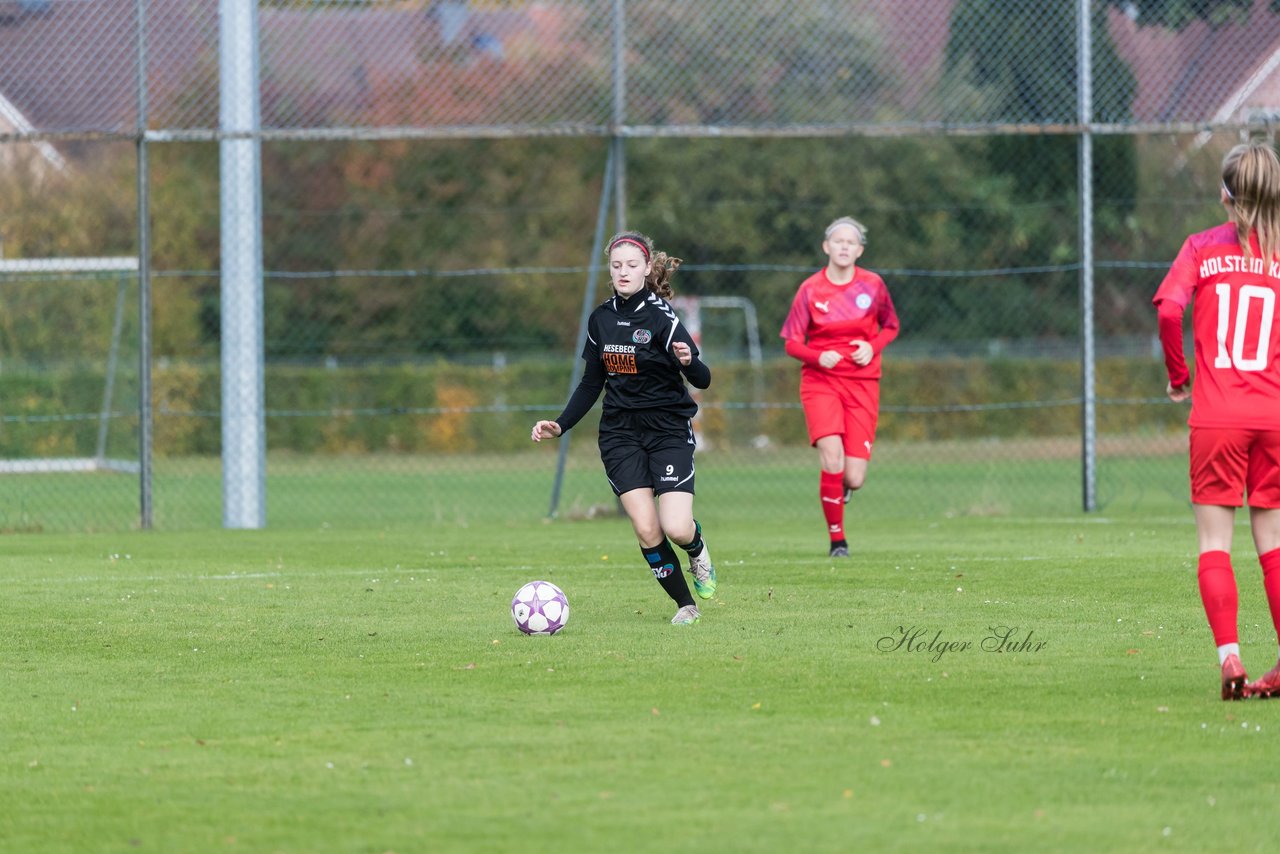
[0,0,212,134]
[6,1,1280,136]
[1110,0,1280,124]
[0,0,583,134]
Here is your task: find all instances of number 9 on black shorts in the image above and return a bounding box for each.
[597,410,697,496]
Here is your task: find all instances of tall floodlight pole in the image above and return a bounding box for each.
[1078,0,1098,512]
[220,0,266,528]
[135,0,153,528]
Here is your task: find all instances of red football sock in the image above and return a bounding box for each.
[1198,550,1238,647]
[1259,548,1280,647]
[820,470,845,542]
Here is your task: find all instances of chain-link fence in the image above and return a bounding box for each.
[1,0,1276,532]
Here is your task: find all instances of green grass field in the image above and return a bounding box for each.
[0,440,1191,533]
[3,505,1280,851]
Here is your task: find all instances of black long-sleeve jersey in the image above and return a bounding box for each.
[554,289,711,432]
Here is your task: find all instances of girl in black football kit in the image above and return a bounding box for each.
[531,231,717,625]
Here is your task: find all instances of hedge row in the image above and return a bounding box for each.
[0,355,1184,458]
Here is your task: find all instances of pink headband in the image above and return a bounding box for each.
[609,237,650,260]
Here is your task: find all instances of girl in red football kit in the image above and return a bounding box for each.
[1154,141,1280,700]
[780,217,900,558]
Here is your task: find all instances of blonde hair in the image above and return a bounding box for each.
[824,216,867,245]
[606,230,682,299]
[1222,141,1280,264]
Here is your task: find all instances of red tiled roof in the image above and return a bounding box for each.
[7,0,1280,134]
[1110,0,1280,123]
[875,0,956,117]
[0,0,581,133]
[0,0,214,133]
[256,4,598,129]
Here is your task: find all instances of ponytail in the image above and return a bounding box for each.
[607,231,682,298]
[1222,142,1280,265]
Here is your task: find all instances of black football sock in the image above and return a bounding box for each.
[675,519,705,559]
[641,539,695,607]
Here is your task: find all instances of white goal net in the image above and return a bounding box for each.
[0,256,140,475]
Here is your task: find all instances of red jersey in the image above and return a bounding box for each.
[780,267,900,380]
[1153,222,1280,429]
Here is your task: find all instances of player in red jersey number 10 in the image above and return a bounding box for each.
[1154,141,1280,700]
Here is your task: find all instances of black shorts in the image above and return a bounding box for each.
[598,409,697,496]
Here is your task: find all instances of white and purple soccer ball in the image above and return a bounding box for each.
[511,580,569,635]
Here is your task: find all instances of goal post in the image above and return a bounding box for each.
[0,256,141,475]
[670,294,767,449]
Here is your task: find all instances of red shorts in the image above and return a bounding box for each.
[1189,427,1280,508]
[799,374,879,459]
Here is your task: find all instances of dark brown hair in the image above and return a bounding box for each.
[606,230,681,299]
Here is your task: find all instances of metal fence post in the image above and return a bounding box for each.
[136,0,153,528]
[220,0,266,528]
[548,146,616,518]
[1079,0,1098,512]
